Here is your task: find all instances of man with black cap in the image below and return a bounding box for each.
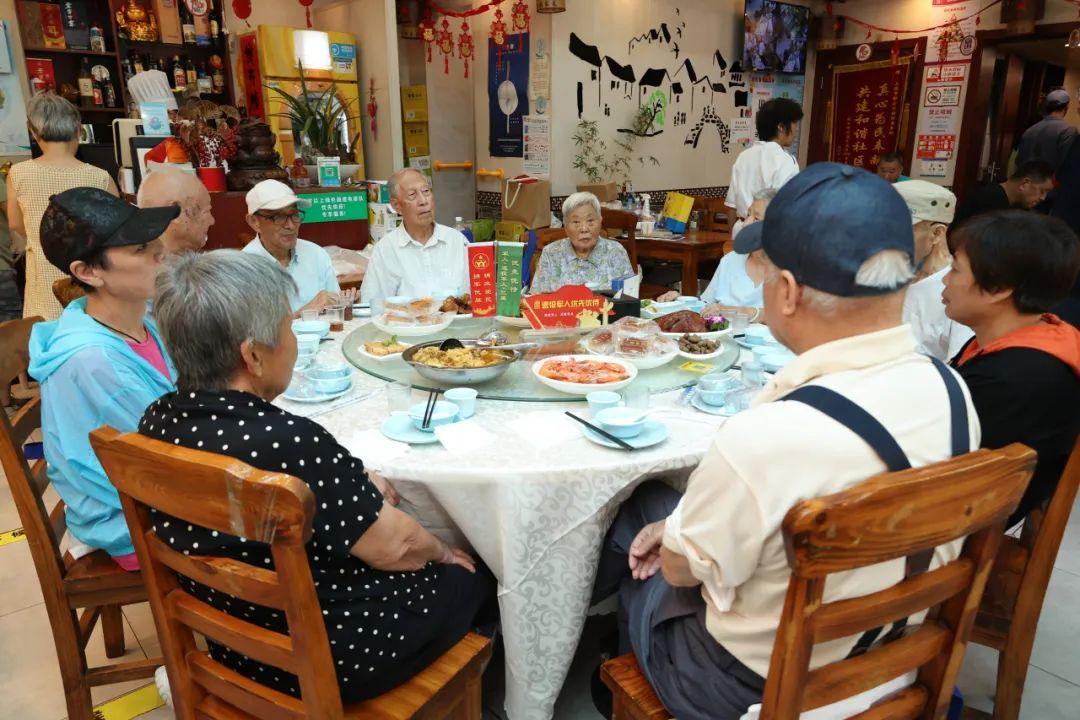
[1016,89,1077,172]
[591,164,979,720]
[28,187,179,571]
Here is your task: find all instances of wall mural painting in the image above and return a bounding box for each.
[567,5,732,159]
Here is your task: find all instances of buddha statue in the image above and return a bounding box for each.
[115,0,159,42]
[227,119,289,191]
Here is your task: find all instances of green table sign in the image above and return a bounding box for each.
[495,241,524,317]
[299,192,369,224]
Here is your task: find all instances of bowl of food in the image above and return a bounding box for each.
[593,406,648,438]
[656,310,731,341]
[531,354,637,395]
[441,294,473,319]
[676,333,725,360]
[360,336,411,361]
[402,342,519,385]
[407,400,459,432]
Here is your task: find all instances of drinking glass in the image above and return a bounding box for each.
[301,309,320,323]
[385,381,412,415]
[324,306,345,332]
[729,310,751,335]
[741,360,767,389]
[724,387,754,415]
[622,383,650,410]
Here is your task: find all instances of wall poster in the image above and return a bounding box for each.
[0,21,31,156]
[489,33,530,158]
[829,57,913,170]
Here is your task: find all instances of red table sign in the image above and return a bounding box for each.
[468,242,497,317]
[522,285,609,329]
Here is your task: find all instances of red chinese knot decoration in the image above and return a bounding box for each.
[418,8,436,62]
[436,16,454,74]
[298,0,314,28]
[457,18,474,78]
[490,6,508,70]
[232,0,251,27]
[511,1,530,39]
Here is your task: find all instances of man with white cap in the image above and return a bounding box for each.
[898,180,974,360]
[1016,89,1077,172]
[242,179,352,313]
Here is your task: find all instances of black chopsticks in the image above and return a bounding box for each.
[564,412,636,451]
[421,389,442,429]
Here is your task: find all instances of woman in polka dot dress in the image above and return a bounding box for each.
[140,250,494,701]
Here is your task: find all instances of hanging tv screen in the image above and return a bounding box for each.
[743,0,811,74]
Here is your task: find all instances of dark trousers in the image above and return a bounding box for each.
[594,482,765,720]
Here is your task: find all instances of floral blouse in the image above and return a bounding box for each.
[530,237,634,294]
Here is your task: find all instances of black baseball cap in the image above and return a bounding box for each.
[40,187,181,273]
[741,162,914,296]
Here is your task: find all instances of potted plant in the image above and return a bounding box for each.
[571,104,660,202]
[266,63,363,182]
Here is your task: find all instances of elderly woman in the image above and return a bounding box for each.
[7,93,118,319]
[530,192,634,294]
[142,249,492,700]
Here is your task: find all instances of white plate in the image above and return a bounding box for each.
[661,326,732,341]
[585,343,677,370]
[451,313,473,321]
[676,343,726,361]
[531,354,638,395]
[356,341,412,363]
[353,305,372,318]
[281,379,353,403]
[495,315,532,328]
[372,313,455,337]
[581,419,669,449]
[380,414,441,444]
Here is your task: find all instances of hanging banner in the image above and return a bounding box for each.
[468,242,497,317]
[489,33,530,157]
[829,57,912,170]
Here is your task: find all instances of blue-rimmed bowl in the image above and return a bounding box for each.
[593,407,648,439]
[307,364,352,393]
[407,400,459,432]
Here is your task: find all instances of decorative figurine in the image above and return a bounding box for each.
[115,0,160,42]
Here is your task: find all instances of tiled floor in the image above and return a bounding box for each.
[2,473,1077,720]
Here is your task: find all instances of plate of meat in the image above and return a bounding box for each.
[531,355,638,395]
[655,310,732,341]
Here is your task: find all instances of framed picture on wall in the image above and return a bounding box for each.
[129,135,164,191]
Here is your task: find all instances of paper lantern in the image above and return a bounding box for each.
[232,0,251,27]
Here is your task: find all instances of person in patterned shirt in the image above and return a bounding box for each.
[530,192,634,294]
[142,249,494,701]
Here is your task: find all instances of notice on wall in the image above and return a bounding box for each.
[748,72,805,156]
[0,21,30,156]
[927,1,978,64]
[924,84,962,107]
[920,160,949,178]
[731,117,753,148]
[916,134,956,160]
[523,115,550,178]
[529,37,550,116]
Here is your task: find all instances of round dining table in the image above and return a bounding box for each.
[275,315,743,720]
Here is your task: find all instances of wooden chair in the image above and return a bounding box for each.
[52,277,86,309]
[969,439,1080,720]
[0,396,157,720]
[602,444,1036,720]
[0,316,41,406]
[90,425,494,720]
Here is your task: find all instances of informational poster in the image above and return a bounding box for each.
[529,37,550,115]
[0,21,30,156]
[920,160,949,178]
[748,72,805,156]
[731,117,754,148]
[916,134,956,160]
[924,85,961,107]
[489,33,530,157]
[829,58,912,170]
[927,0,978,64]
[522,115,550,178]
[912,62,966,183]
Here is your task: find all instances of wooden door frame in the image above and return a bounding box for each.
[953,21,1080,201]
[806,38,927,172]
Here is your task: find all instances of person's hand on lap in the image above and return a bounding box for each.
[439,541,477,573]
[368,471,400,506]
[628,519,666,581]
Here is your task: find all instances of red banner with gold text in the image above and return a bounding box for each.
[829,57,912,170]
[468,242,497,317]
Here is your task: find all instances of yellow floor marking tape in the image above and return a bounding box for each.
[0,527,26,547]
[93,681,165,720]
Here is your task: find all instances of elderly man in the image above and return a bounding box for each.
[1016,89,1077,172]
[591,164,979,720]
[136,167,214,254]
[242,179,350,314]
[360,168,469,307]
[953,160,1055,229]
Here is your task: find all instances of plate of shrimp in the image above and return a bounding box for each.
[531,355,638,395]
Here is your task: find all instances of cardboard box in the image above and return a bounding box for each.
[40,2,67,48]
[401,85,428,122]
[153,0,183,45]
[17,2,45,48]
[576,182,619,203]
[26,58,56,92]
[403,121,430,158]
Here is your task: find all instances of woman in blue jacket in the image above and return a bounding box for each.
[28,187,180,569]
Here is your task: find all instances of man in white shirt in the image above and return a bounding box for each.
[724,97,802,226]
[360,168,470,307]
[897,180,975,360]
[591,164,979,720]
[242,180,351,314]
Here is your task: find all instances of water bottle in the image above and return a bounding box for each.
[453,216,467,233]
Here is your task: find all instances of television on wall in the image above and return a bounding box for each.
[743,0,811,75]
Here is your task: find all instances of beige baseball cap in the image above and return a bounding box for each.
[892,180,956,225]
[245,179,312,215]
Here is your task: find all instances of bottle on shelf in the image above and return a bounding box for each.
[193,0,212,47]
[172,55,186,91]
[89,23,106,53]
[209,0,221,41]
[78,58,94,107]
[185,56,197,87]
[180,2,197,44]
[131,52,144,74]
[103,80,117,108]
[92,79,104,108]
[197,62,212,95]
[211,57,225,93]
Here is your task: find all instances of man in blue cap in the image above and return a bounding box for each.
[591,164,980,720]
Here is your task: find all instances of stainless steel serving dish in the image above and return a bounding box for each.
[402,341,520,385]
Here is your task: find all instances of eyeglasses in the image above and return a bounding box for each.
[256,210,305,226]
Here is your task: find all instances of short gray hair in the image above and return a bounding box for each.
[562,191,601,219]
[764,250,914,316]
[26,93,82,142]
[154,250,296,391]
[387,167,430,201]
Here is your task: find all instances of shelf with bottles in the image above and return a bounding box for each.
[119,51,230,101]
[14,0,118,55]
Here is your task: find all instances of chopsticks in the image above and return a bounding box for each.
[564,412,636,451]
[422,389,442,429]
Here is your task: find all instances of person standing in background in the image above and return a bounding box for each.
[1016,89,1077,172]
[6,93,118,320]
[724,98,802,228]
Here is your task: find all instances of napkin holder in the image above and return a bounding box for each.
[598,289,641,322]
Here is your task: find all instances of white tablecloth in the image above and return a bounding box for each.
[277,319,733,720]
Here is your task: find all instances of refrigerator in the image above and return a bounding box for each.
[238,25,366,178]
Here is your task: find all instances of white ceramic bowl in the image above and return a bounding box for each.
[531,354,638,395]
[742,324,777,346]
[407,400,459,431]
[292,319,330,338]
[758,348,796,373]
[593,407,648,438]
[372,312,454,337]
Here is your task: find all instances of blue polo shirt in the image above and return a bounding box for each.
[243,236,340,311]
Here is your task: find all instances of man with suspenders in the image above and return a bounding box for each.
[592,163,981,720]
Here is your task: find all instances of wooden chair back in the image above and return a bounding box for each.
[0,316,41,406]
[760,444,1036,720]
[52,277,86,309]
[89,426,343,720]
[971,438,1080,719]
[691,196,728,232]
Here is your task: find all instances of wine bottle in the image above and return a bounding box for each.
[197,62,212,95]
[208,0,220,40]
[122,57,134,84]
[173,55,186,90]
[78,58,94,106]
[132,52,144,74]
[185,55,197,87]
[104,81,117,108]
[180,2,196,44]
[211,60,225,93]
